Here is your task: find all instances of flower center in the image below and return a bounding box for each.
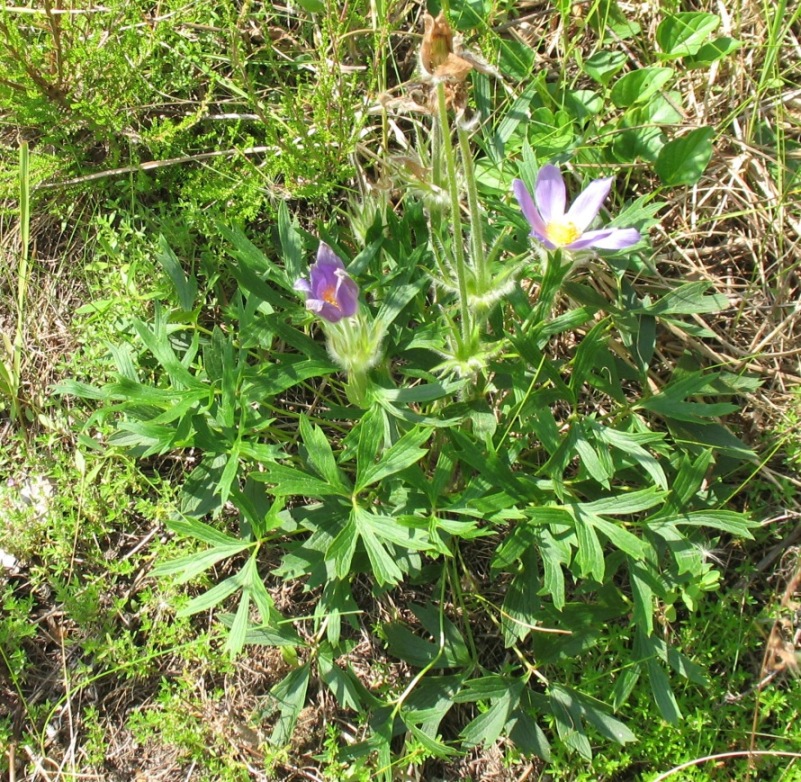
[321,284,340,308]
[545,220,580,247]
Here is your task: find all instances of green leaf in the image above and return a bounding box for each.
[244,358,335,399]
[637,281,729,316]
[354,509,403,585]
[593,428,667,490]
[294,0,325,11]
[502,550,542,645]
[573,433,613,489]
[278,200,303,283]
[684,37,742,68]
[461,688,517,749]
[655,127,715,186]
[586,514,649,560]
[178,572,242,616]
[629,561,655,635]
[508,711,551,761]
[299,414,350,492]
[251,463,350,498]
[166,516,244,547]
[656,12,720,60]
[573,508,605,582]
[156,234,197,312]
[152,543,250,583]
[651,510,755,537]
[582,50,628,85]
[226,589,251,657]
[319,655,362,711]
[579,486,666,516]
[382,611,471,669]
[269,663,311,746]
[610,67,674,108]
[549,686,593,760]
[373,379,466,404]
[355,427,430,492]
[326,516,358,580]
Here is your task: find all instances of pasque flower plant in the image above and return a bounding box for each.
[294,242,382,406]
[514,165,640,252]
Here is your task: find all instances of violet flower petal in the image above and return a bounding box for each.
[535,165,567,223]
[565,176,613,233]
[293,278,312,294]
[565,227,640,251]
[335,271,359,317]
[512,179,550,244]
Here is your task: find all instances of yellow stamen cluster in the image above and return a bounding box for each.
[545,220,580,247]
[321,285,339,306]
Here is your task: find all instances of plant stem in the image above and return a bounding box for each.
[435,81,472,348]
[456,119,487,295]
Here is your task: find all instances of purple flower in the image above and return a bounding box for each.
[294,243,360,323]
[513,165,640,251]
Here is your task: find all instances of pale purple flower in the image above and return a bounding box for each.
[294,243,359,323]
[513,165,640,251]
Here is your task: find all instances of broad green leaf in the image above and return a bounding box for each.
[152,543,250,583]
[226,590,250,657]
[178,572,241,616]
[382,609,471,669]
[629,560,655,635]
[356,427,430,492]
[217,444,240,507]
[611,67,674,108]
[278,200,303,283]
[593,428,667,490]
[655,127,715,186]
[250,463,350,498]
[244,358,335,399]
[647,657,681,723]
[294,0,325,11]
[166,516,244,547]
[132,313,203,390]
[326,517,358,579]
[299,414,350,492]
[684,37,742,68]
[640,393,738,423]
[369,513,433,551]
[355,510,403,585]
[502,551,542,646]
[586,514,649,559]
[579,486,666,516]
[636,281,729,316]
[319,655,362,711]
[573,508,605,582]
[651,510,755,537]
[508,711,551,761]
[540,531,567,611]
[549,686,593,760]
[269,663,311,746]
[109,421,176,456]
[572,691,636,745]
[573,433,613,489]
[156,234,197,312]
[656,12,720,59]
[372,279,427,338]
[635,632,681,723]
[373,379,467,404]
[181,454,227,517]
[586,0,640,40]
[582,50,627,85]
[461,688,516,749]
